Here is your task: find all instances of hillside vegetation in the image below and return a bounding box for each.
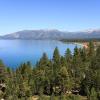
[0,41,100,100]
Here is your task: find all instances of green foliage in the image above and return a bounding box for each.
[88,41,95,57]
[0,60,6,83]
[0,41,100,99]
[89,88,98,100]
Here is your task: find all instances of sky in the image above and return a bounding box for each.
[0,0,100,35]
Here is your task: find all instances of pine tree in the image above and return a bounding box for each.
[0,60,6,84]
[65,48,72,63]
[88,41,95,59]
[95,70,100,92]
[64,48,73,78]
[52,47,61,73]
[89,88,98,100]
[59,66,70,93]
[91,46,100,70]
[72,46,83,89]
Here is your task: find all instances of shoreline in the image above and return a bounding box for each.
[61,41,88,48]
[74,42,88,48]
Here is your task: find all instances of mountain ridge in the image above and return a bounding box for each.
[0,29,100,40]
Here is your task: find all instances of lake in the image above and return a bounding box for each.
[0,40,82,68]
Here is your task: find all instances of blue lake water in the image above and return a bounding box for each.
[0,40,81,68]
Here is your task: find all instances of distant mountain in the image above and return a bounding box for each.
[0,29,100,40]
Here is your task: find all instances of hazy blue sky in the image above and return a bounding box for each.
[0,0,100,35]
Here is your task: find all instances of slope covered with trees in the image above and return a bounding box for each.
[0,42,100,100]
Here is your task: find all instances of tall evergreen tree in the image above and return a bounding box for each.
[88,41,95,58]
[89,88,98,100]
[0,60,6,83]
[91,46,100,70]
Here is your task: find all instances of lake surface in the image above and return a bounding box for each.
[0,40,82,68]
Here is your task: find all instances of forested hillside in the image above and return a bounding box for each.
[0,42,100,100]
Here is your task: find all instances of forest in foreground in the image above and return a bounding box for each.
[0,41,100,100]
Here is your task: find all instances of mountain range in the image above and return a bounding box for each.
[0,29,100,40]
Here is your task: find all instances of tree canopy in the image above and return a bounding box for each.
[0,42,100,100]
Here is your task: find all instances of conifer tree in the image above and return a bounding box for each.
[88,41,95,59]
[0,60,5,83]
[89,88,98,100]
